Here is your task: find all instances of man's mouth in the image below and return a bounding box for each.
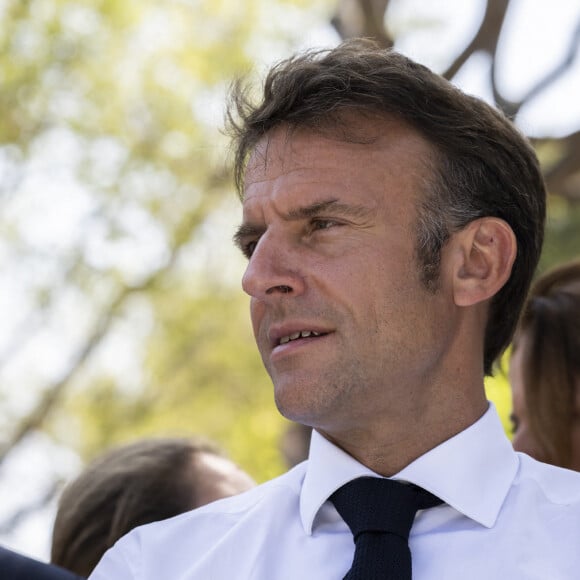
[278,330,326,345]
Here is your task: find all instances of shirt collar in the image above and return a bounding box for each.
[300,403,518,534]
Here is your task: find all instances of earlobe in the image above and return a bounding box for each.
[453,218,517,307]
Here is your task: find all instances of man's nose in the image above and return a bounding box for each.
[241,234,305,299]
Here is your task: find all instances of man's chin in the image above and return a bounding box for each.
[274,385,328,429]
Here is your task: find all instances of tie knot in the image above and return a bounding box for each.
[330,477,442,541]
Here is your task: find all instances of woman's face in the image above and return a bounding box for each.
[509,332,580,470]
[509,335,550,463]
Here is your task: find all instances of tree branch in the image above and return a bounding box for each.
[508,18,580,117]
[443,0,511,80]
[332,0,393,47]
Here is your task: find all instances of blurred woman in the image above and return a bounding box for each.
[509,259,580,469]
[51,437,255,577]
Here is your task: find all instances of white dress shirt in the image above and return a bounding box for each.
[90,404,580,579]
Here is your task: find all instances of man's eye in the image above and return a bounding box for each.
[311,219,338,231]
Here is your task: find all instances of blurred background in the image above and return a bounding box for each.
[1,0,579,561]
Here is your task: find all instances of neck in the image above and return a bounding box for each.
[317,388,488,477]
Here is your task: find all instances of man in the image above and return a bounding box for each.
[0,545,83,579]
[90,40,580,579]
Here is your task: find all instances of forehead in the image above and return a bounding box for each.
[243,116,435,204]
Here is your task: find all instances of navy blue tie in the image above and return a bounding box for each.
[330,477,442,579]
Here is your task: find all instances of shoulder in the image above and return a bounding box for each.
[499,455,580,566]
[131,461,306,544]
[91,464,308,578]
[189,460,306,518]
[513,452,580,505]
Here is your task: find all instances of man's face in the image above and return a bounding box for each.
[235,116,456,434]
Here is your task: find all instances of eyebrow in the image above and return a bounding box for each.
[285,198,374,221]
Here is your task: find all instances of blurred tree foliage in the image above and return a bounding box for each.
[65,289,284,479]
[0,0,579,546]
[0,0,334,533]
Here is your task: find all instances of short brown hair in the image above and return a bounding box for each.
[227,39,546,374]
[51,437,221,576]
[513,260,580,467]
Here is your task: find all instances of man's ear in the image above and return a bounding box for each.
[451,217,517,307]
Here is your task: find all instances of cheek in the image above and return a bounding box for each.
[249,299,264,337]
[512,427,546,463]
[511,429,527,454]
[512,429,534,458]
